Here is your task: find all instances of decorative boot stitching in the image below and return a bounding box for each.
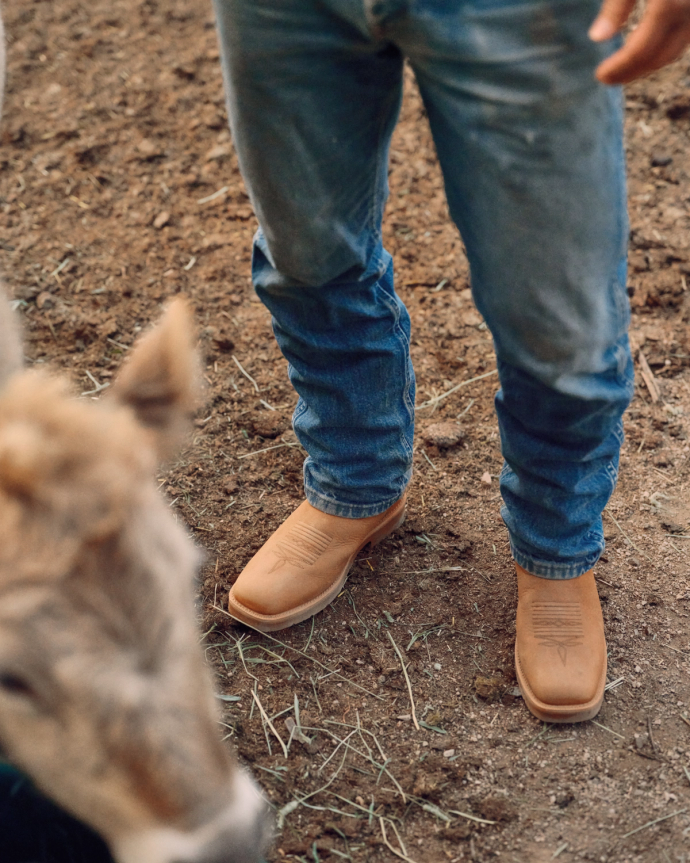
[268,523,332,572]
[531,601,584,666]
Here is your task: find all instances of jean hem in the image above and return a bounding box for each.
[510,539,601,580]
[305,484,405,519]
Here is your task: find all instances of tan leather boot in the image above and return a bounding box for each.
[515,564,606,723]
[228,496,406,632]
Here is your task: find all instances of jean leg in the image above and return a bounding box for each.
[393,0,633,575]
[213,0,414,516]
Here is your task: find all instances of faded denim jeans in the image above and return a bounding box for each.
[213,0,634,579]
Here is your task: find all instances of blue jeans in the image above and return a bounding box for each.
[213,0,634,579]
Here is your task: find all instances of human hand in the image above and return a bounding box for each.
[589,0,690,84]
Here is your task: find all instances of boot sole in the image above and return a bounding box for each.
[227,500,406,633]
[515,641,607,724]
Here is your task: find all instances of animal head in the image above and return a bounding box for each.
[0,300,269,863]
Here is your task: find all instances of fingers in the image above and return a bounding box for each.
[594,0,690,84]
[589,0,637,41]
[596,13,690,84]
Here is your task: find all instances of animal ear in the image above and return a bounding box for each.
[109,299,201,460]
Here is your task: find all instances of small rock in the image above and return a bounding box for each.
[223,478,239,496]
[480,471,492,485]
[153,211,170,230]
[319,643,334,656]
[433,662,442,671]
[474,675,504,701]
[478,796,518,823]
[651,153,673,167]
[423,422,465,449]
[249,411,288,439]
[137,137,163,158]
[35,291,55,310]
[635,732,650,751]
[201,233,230,250]
[443,749,455,758]
[205,144,231,161]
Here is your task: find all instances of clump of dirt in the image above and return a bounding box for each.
[1,1,690,860]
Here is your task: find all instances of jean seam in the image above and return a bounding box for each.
[377,287,415,459]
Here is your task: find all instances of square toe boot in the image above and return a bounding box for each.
[515,565,607,723]
[227,496,406,632]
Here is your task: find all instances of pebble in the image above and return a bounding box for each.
[153,210,170,229]
[433,662,442,671]
[36,291,55,310]
[443,749,455,758]
[480,471,492,485]
[423,422,465,449]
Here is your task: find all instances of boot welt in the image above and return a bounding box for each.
[228,500,406,633]
[515,642,607,724]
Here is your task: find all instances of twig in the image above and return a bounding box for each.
[197,185,229,204]
[81,369,110,397]
[379,818,418,863]
[232,354,260,392]
[416,368,497,410]
[680,713,690,729]
[251,689,288,758]
[238,442,295,460]
[386,630,419,731]
[638,350,661,403]
[622,808,687,839]
[421,449,437,471]
[591,719,626,740]
[647,715,662,758]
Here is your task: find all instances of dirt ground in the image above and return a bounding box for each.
[2,1,690,861]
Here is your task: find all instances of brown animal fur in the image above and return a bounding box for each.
[0,300,268,863]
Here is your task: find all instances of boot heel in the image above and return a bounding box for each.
[370,504,406,547]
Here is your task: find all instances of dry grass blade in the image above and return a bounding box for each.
[386,630,419,731]
[416,368,497,410]
[276,749,349,829]
[213,604,384,700]
[447,809,497,825]
[237,442,295,460]
[379,817,418,863]
[232,353,260,392]
[303,724,406,801]
[591,720,626,740]
[622,808,687,839]
[251,689,288,758]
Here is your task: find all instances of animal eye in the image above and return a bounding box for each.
[0,673,34,698]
